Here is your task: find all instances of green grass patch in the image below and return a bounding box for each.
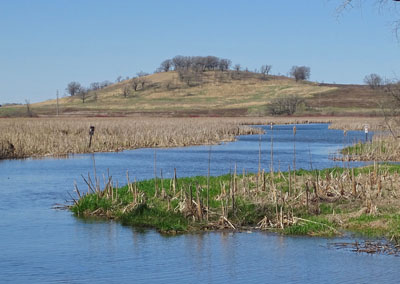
[70,164,400,238]
[284,216,337,237]
[119,204,188,233]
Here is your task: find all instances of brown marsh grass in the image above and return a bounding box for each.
[0,117,267,159]
[328,117,400,161]
[0,116,391,160]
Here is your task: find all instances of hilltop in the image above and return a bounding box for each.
[0,71,383,117]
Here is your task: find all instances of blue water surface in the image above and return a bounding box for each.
[1,123,397,284]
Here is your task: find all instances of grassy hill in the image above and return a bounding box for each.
[0,71,384,117]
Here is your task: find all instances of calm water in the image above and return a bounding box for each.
[1,124,398,283]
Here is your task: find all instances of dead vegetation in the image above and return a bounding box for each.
[0,117,268,159]
[0,116,393,160]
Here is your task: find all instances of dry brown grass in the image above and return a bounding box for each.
[0,116,391,160]
[328,117,386,131]
[328,117,400,161]
[30,71,336,115]
[0,117,268,159]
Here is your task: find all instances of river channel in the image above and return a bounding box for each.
[1,123,399,283]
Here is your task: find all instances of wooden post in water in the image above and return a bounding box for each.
[88,126,95,148]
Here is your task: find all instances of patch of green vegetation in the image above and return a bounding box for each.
[70,164,400,238]
[119,204,188,233]
[284,216,337,236]
[319,203,341,215]
[346,213,400,241]
[71,194,113,215]
[346,214,389,238]
[342,142,388,156]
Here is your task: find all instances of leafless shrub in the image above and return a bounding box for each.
[122,86,130,98]
[178,69,203,86]
[268,95,304,115]
[260,65,272,79]
[290,66,311,82]
[364,74,383,89]
[66,82,81,96]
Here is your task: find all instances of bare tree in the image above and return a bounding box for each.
[260,65,272,78]
[364,73,383,89]
[337,0,400,35]
[178,69,202,86]
[116,76,123,83]
[218,59,232,71]
[25,99,33,117]
[290,66,311,82]
[66,81,81,96]
[160,59,172,72]
[131,78,140,91]
[79,87,88,103]
[267,95,304,115]
[172,55,186,70]
[122,85,130,98]
[234,64,241,72]
[138,77,148,89]
[90,82,100,91]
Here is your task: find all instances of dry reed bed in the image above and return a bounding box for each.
[329,117,400,161]
[328,117,385,131]
[341,135,400,161]
[0,116,389,160]
[0,117,268,159]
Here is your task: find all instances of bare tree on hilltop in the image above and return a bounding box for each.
[218,59,232,71]
[79,87,88,103]
[160,59,172,72]
[260,65,272,78]
[131,78,140,91]
[364,73,383,89]
[122,85,130,98]
[290,66,311,82]
[66,81,81,96]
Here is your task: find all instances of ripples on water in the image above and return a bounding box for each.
[0,124,399,283]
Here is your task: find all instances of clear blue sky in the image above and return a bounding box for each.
[1,0,399,104]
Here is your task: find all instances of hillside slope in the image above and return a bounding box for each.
[0,71,384,117]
